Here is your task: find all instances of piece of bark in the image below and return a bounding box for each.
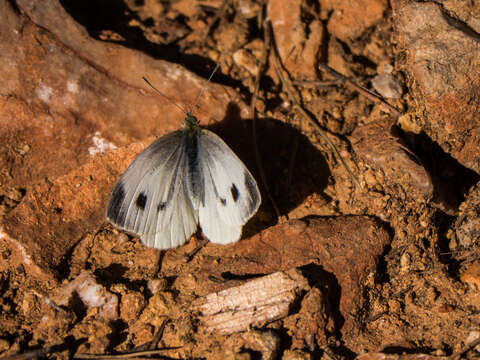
[194,269,309,334]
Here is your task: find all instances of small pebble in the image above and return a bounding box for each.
[372,73,402,99]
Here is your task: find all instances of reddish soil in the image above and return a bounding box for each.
[1,0,480,359]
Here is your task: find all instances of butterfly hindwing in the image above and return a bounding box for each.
[107,131,198,249]
[197,129,261,244]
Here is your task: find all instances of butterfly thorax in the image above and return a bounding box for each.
[183,113,204,208]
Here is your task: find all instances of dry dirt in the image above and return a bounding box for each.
[1,0,480,359]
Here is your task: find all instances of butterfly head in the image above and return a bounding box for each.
[184,112,200,133]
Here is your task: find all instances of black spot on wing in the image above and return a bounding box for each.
[136,192,147,210]
[244,172,260,212]
[107,182,126,223]
[220,197,226,206]
[230,184,239,202]
[157,202,166,212]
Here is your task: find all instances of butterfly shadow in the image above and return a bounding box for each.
[205,102,331,238]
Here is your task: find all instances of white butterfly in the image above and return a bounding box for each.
[106,112,261,249]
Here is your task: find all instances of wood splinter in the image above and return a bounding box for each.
[194,269,310,335]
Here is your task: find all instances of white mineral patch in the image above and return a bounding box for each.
[88,131,117,156]
[37,84,53,104]
[67,80,78,93]
[52,271,119,320]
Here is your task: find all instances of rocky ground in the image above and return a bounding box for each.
[1,0,480,359]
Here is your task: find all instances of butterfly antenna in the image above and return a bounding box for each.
[142,76,188,115]
[190,62,221,113]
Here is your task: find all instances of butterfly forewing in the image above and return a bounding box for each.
[197,129,261,244]
[107,131,198,249]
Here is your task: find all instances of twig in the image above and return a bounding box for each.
[152,250,165,276]
[450,336,480,360]
[292,80,341,87]
[269,22,361,189]
[365,311,387,322]
[184,237,207,262]
[0,345,62,360]
[250,17,282,220]
[149,319,169,350]
[74,348,180,360]
[318,64,401,117]
[389,285,413,299]
[118,318,169,354]
[322,347,342,360]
